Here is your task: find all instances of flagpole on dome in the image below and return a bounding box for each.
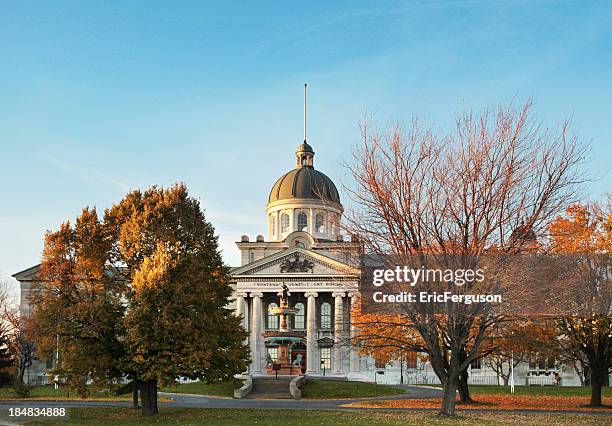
[303,83,307,143]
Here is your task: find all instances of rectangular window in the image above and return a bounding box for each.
[375,357,386,369]
[293,303,305,329]
[470,357,482,370]
[320,348,331,369]
[320,302,332,329]
[267,303,279,330]
[267,347,278,362]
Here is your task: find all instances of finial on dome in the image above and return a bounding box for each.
[296,141,314,167]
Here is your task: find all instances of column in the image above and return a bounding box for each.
[348,292,361,373]
[305,291,318,375]
[234,293,249,373]
[332,291,345,374]
[250,292,264,374]
[234,292,248,331]
[308,207,314,236]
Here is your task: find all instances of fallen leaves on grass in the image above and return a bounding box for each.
[345,395,611,412]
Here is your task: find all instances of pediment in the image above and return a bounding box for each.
[231,247,358,277]
[12,264,41,281]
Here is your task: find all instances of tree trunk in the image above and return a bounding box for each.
[18,367,25,385]
[457,349,472,402]
[440,379,457,416]
[457,368,472,402]
[140,380,158,416]
[502,375,509,386]
[132,381,140,409]
[589,364,604,407]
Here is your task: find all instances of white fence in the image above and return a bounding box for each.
[526,375,556,386]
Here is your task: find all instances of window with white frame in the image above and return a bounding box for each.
[315,213,325,233]
[294,302,305,329]
[297,212,308,232]
[280,213,290,233]
[267,303,279,330]
[320,302,332,329]
[267,347,278,362]
[320,348,331,369]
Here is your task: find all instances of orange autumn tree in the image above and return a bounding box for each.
[549,199,611,407]
[352,296,496,399]
[350,297,425,372]
[482,320,557,386]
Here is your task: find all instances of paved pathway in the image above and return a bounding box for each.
[160,384,443,409]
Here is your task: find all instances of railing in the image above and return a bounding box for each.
[527,375,556,386]
[405,375,499,386]
[405,375,441,385]
[468,375,500,385]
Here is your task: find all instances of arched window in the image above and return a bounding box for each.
[294,303,305,329]
[267,303,279,330]
[270,216,277,235]
[280,213,290,233]
[315,213,325,233]
[320,302,332,329]
[297,212,308,232]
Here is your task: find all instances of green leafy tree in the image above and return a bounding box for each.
[32,184,249,415]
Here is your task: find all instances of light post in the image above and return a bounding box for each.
[54,334,59,390]
[321,360,326,376]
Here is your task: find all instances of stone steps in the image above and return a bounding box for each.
[246,377,294,399]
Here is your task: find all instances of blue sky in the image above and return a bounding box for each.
[1,0,611,299]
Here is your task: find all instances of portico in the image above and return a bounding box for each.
[231,247,360,377]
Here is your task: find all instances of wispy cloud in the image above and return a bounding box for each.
[46,156,130,191]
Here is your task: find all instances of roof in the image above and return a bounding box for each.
[296,141,314,154]
[268,166,341,205]
[12,264,41,281]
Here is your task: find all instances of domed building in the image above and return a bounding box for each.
[230,140,363,378]
[267,142,343,244]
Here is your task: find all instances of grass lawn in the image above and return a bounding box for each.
[301,379,406,399]
[31,407,612,425]
[349,385,612,412]
[0,385,133,401]
[467,385,612,397]
[159,380,242,398]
